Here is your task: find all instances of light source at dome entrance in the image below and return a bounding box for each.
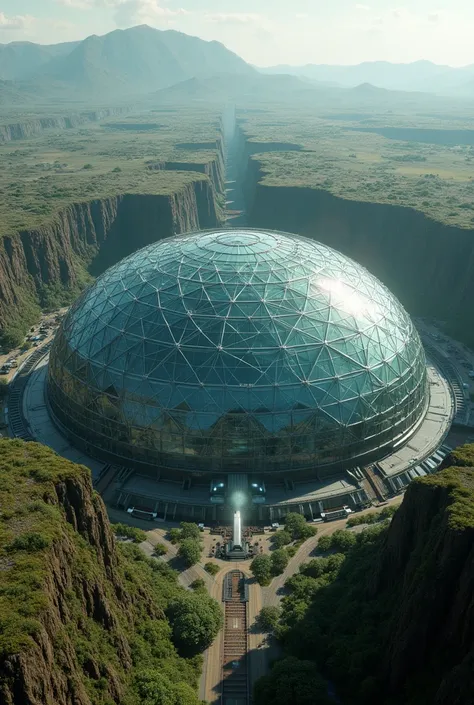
[231,492,247,509]
[46,228,428,482]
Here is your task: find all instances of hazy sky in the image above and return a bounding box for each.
[1,0,474,67]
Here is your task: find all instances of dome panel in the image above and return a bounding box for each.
[47,228,427,477]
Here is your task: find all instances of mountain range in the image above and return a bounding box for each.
[1,26,474,104]
[259,60,474,95]
[0,25,253,101]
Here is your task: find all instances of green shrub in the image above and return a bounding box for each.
[271,530,292,548]
[271,548,289,576]
[168,528,182,544]
[284,513,317,541]
[179,522,201,541]
[178,539,201,567]
[153,543,168,556]
[190,578,206,591]
[7,531,51,553]
[112,522,147,544]
[251,554,272,586]
[316,535,332,552]
[204,562,219,576]
[330,529,357,552]
[257,606,281,632]
[0,378,9,399]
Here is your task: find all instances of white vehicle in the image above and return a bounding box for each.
[320,506,353,522]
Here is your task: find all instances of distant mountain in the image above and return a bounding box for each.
[0,40,79,80]
[259,60,474,95]
[154,72,315,103]
[0,25,254,99]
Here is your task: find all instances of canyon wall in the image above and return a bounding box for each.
[0,438,202,705]
[0,107,132,143]
[373,463,474,704]
[0,178,221,343]
[244,157,474,344]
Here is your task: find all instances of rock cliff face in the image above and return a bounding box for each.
[0,107,132,143]
[0,439,200,705]
[246,168,474,345]
[0,178,221,342]
[373,464,474,704]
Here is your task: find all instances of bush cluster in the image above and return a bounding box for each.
[168,522,202,567]
[112,522,147,544]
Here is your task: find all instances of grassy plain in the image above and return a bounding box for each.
[0,105,222,235]
[237,98,474,228]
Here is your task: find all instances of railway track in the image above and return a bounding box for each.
[7,342,52,440]
[221,570,249,705]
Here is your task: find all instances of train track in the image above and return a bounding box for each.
[7,342,52,440]
[221,570,249,705]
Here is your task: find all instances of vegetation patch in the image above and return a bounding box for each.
[0,438,220,704]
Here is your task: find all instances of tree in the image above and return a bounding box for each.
[179,522,201,541]
[153,543,168,556]
[271,548,289,576]
[178,539,201,567]
[254,656,331,705]
[204,562,219,576]
[317,535,332,552]
[330,529,357,552]
[257,606,281,633]
[284,513,317,541]
[271,530,292,548]
[134,668,202,705]
[251,554,272,585]
[167,592,223,656]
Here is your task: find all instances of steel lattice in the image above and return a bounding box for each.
[47,229,427,476]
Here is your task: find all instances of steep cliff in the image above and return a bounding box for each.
[0,438,204,705]
[374,465,474,703]
[269,455,474,705]
[246,169,474,345]
[0,107,132,144]
[0,177,222,346]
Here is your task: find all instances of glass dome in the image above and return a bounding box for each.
[47,229,427,478]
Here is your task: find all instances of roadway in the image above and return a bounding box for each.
[115,499,402,704]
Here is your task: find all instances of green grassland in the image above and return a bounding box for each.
[0,105,222,235]
[0,438,218,705]
[237,100,474,228]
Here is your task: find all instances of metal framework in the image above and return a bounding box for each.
[47,228,427,478]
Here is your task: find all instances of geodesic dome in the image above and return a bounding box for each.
[47,229,427,477]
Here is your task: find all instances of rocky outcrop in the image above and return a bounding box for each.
[0,439,170,705]
[0,107,132,143]
[373,466,474,704]
[0,178,222,343]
